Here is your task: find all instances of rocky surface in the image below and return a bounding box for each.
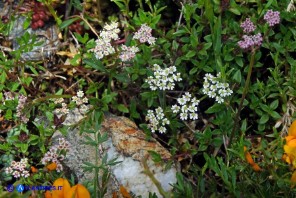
[9,16,60,61]
[53,111,178,197]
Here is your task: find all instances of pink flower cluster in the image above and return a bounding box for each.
[238,33,263,49]
[119,45,139,62]
[41,138,70,172]
[240,18,256,33]
[16,95,29,123]
[238,10,280,50]
[5,158,30,179]
[264,10,280,27]
[133,24,156,45]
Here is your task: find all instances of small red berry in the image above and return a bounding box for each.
[31,22,38,30]
[32,14,39,21]
[37,20,44,28]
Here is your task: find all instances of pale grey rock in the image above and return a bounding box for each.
[52,110,178,197]
[9,16,60,61]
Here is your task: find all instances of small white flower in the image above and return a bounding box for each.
[181,105,189,113]
[5,167,13,174]
[77,91,84,98]
[180,112,188,120]
[208,91,216,98]
[191,98,200,106]
[171,105,180,113]
[189,113,198,120]
[159,126,167,133]
[216,96,224,104]
[177,97,187,105]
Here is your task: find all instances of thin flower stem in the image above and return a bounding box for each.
[141,155,171,198]
[94,130,99,198]
[96,0,102,22]
[229,49,256,147]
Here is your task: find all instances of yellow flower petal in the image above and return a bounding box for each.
[251,163,262,172]
[46,162,57,171]
[52,178,71,198]
[65,184,90,198]
[31,166,38,173]
[289,120,296,136]
[120,186,132,198]
[287,139,296,148]
[44,191,52,198]
[284,145,296,156]
[291,171,296,188]
[244,147,255,166]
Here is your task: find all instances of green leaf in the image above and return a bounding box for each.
[229,8,241,15]
[20,143,28,153]
[259,104,270,112]
[233,70,241,83]
[269,111,281,119]
[59,18,79,30]
[117,104,129,113]
[204,0,214,23]
[205,103,225,114]
[270,100,279,110]
[259,114,269,124]
[185,51,196,58]
[28,135,39,145]
[83,55,106,72]
[148,150,162,163]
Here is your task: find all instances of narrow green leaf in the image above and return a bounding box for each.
[59,18,79,30]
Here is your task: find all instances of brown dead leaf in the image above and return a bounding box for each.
[56,51,76,58]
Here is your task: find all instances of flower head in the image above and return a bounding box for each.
[238,33,263,49]
[145,107,170,133]
[145,64,182,91]
[89,21,120,59]
[264,10,280,27]
[119,45,139,62]
[202,73,233,103]
[133,24,156,45]
[5,158,30,179]
[240,18,256,33]
[172,92,200,121]
[41,138,70,172]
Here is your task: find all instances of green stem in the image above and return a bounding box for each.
[158,90,166,109]
[44,1,62,25]
[141,156,171,198]
[96,0,102,22]
[94,124,98,198]
[32,94,72,104]
[229,49,256,146]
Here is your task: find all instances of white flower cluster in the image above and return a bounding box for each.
[145,107,170,133]
[54,91,89,116]
[89,22,120,59]
[72,90,89,114]
[145,64,182,91]
[41,138,70,172]
[202,73,233,104]
[133,24,156,45]
[54,102,69,115]
[119,45,140,62]
[5,158,30,178]
[171,92,200,120]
